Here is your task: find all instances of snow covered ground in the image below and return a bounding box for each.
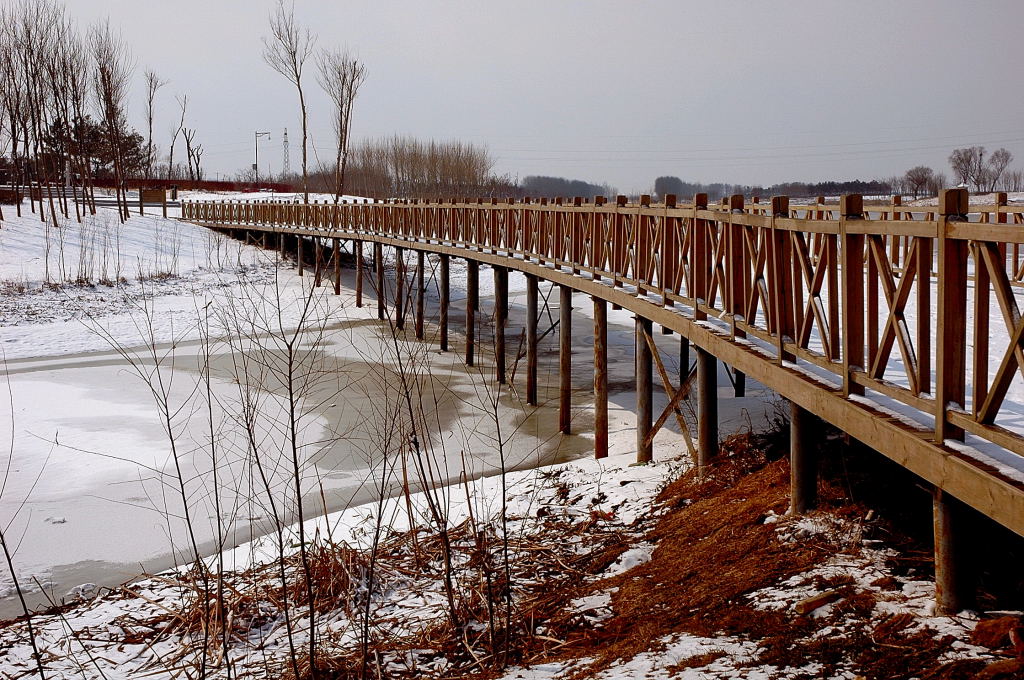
[0,443,1005,679]
[0,199,714,619]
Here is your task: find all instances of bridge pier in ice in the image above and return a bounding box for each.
[354,240,363,306]
[440,254,449,351]
[526,273,539,405]
[374,242,385,321]
[415,251,425,340]
[466,259,478,365]
[593,297,609,459]
[636,316,653,464]
[559,285,572,434]
[395,247,405,330]
[494,266,508,383]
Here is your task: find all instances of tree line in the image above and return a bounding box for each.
[651,146,1022,204]
[0,0,216,222]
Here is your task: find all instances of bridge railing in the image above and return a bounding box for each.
[182,190,1024,464]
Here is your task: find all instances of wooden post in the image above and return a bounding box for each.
[680,336,690,384]
[729,194,747,396]
[355,241,363,306]
[594,297,608,458]
[314,238,323,287]
[559,285,572,434]
[162,191,167,219]
[526,273,539,405]
[933,188,970,614]
[770,196,795,363]
[466,259,478,365]
[416,250,425,340]
[333,238,341,295]
[395,247,405,330]
[973,193,1005,413]
[692,193,709,322]
[495,266,508,383]
[789,401,817,514]
[297,236,304,276]
[139,190,144,216]
[440,254,450,351]
[636,316,653,463]
[375,242,385,321]
[840,194,865,397]
[935,188,968,442]
[696,346,718,469]
[933,488,971,614]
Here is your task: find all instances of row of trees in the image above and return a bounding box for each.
[520,175,616,200]
[653,176,890,202]
[652,145,1022,203]
[0,0,137,221]
[888,147,1020,199]
[254,135,517,199]
[0,0,210,224]
[948,146,1018,192]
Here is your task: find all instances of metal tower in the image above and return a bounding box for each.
[281,129,291,179]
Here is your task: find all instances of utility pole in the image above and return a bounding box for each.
[282,128,291,179]
[254,130,271,187]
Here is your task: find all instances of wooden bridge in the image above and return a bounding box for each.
[182,189,1024,614]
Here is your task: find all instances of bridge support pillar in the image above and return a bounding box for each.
[440,254,450,351]
[375,243,385,321]
[355,241,363,306]
[395,248,406,330]
[416,251,425,340]
[466,260,478,366]
[733,367,746,397]
[636,316,653,463]
[788,402,818,514]
[526,274,539,406]
[332,238,341,295]
[297,236,304,277]
[933,488,972,615]
[314,238,323,287]
[495,267,508,383]
[559,285,572,434]
[594,297,608,458]
[680,336,690,384]
[277,231,285,259]
[697,347,718,469]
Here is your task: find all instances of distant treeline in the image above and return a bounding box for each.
[519,176,617,200]
[653,176,890,202]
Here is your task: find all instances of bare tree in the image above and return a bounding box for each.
[926,171,947,197]
[1005,168,1024,193]
[904,165,934,198]
[317,47,366,202]
[88,18,134,221]
[948,146,989,192]
[263,0,315,202]
[183,127,198,181]
[166,94,186,181]
[987,148,1013,192]
[143,69,167,178]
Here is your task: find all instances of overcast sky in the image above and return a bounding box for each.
[64,0,1024,192]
